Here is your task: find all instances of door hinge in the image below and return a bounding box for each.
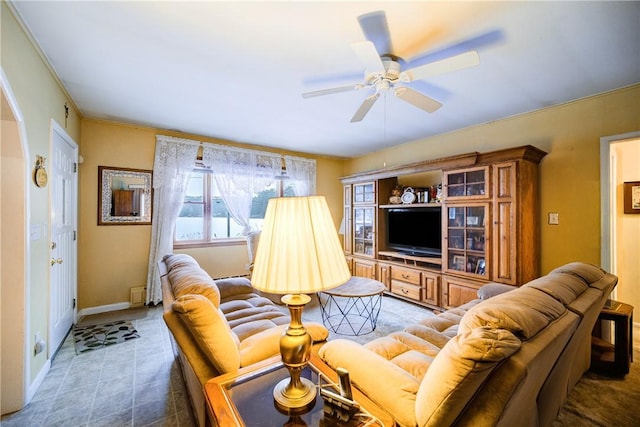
[73,230,77,241]
[73,162,78,173]
[73,298,76,309]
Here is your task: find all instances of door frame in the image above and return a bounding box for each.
[600,131,640,290]
[48,119,78,357]
[0,67,31,411]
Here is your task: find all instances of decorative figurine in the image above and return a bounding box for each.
[389,185,403,204]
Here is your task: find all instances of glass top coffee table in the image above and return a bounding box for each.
[204,353,394,427]
[318,276,386,336]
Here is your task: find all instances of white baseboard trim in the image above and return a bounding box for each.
[26,358,50,404]
[78,302,131,317]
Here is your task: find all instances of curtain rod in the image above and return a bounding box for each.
[156,134,315,163]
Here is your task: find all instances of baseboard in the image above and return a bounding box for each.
[26,358,50,404]
[78,302,131,317]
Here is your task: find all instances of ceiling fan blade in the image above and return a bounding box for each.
[350,93,380,122]
[351,41,385,74]
[405,29,504,70]
[302,84,360,98]
[357,11,392,56]
[395,87,442,113]
[400,51,479,82]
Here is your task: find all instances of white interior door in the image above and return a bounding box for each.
[49,122,78,356]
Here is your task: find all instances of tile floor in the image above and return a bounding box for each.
[1,305,196,427]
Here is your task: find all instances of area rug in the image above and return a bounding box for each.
[73,320,140,354]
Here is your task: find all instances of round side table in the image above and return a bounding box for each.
[318,276,385,336]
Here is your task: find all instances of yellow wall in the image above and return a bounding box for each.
[1,1,81,384]
[344,85,640,275]
[79,119,345,309]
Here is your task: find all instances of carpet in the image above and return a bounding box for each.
[303,294,640,426]
[73,320,140,353]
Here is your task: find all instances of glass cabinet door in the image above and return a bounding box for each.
[353,182,375,204]
[444,167,489,200]
[353,206,375,257]
[445,204,488,279]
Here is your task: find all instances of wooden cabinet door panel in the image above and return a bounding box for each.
[494,200,516,284]
[422,271,440,306]
[493,162,517,285]
[377,263,391,291]
[442,275,483,309]
[353,259,376,279]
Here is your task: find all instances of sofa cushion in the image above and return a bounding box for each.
[524,272,589,305]
[365,332,439,381]
[168,263,221,308]
[415,327,522,427]
[163,253,199,272]
[549,262,605,285]
[172,294,240,374]
[215,276,256,300]
[459,286,566,340]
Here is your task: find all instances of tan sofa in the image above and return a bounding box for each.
[319,262,617,427]
[159,253,329,427]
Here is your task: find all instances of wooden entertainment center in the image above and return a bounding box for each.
[341,145,547,310]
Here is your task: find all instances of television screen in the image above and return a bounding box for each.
[386,207,442,257]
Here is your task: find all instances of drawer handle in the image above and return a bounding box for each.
[402,274,410,279]
[401,288,409,295]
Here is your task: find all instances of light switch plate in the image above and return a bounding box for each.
[548,212,559,225]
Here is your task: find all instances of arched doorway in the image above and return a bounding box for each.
[1,72,29,414]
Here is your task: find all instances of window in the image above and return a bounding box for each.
[174,171,297,244]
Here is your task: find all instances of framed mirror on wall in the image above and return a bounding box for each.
[98,166,153,225]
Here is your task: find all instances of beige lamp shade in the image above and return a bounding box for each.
[251,196,351,295]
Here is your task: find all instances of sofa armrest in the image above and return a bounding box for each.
[318,339,420,427]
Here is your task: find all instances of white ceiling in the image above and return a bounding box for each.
[10,1,640,158]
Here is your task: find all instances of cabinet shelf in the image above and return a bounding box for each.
[379,203,441,209]
[378,251,442,267]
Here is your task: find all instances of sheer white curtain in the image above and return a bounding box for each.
[202,145,280,234]
[285,155,316,196]
[146,136,199,304]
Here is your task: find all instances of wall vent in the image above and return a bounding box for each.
[130,287,146,307]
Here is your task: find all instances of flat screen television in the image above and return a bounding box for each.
[386,207,442,257]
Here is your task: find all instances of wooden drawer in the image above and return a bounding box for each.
[391,280,423,301]
[391,266,421,286]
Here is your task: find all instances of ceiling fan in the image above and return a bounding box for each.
[302,11,499,122]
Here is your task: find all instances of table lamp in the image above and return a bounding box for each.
[251,196,351,412]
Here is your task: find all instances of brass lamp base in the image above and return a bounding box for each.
[273,376,317,413]
[275,293,316,412]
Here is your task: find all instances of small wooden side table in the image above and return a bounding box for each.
[591,300,634,375]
